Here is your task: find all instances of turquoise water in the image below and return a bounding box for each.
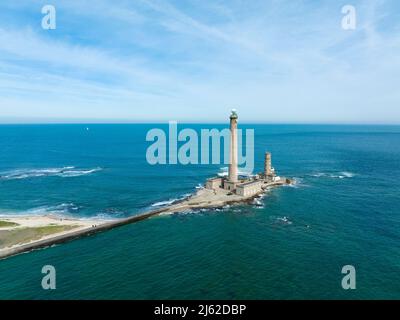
[0,124,399,299]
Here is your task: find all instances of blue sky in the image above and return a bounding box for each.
[0,0,399,123]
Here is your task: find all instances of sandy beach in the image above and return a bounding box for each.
[0,215,107,257]
[0,214,103,230]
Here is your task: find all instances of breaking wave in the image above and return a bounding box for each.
[26,203,82,215]
[85,213,121,221]
[217,167,255,178]
[151,199,177,207]
[271,216,293,225]
[277,216,293,225]
[309,171,356,179]
[286,177,308,188]
[151,193,192,208]
[0,167,102,180]
[0,203,128,221]
[340,171,356,178]
[0,203,82,217]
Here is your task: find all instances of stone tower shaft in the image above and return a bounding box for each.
[228,110,238,183]
[265,152,272,176]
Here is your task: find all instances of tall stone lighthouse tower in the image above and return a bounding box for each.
[264,152,272,177]
[228,109,238,183]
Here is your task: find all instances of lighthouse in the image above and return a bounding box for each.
[264,152,272,176]
[206,109,290,195]
[228,109,238,183]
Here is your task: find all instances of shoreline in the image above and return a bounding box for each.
[0,180,291,260]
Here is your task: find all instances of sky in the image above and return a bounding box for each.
[0,0,399,124]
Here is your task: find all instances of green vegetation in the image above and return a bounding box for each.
[0,220,19,228]
[0,224,79,249]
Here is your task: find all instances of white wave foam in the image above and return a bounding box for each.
[329,171,356,179]
[217,167,255,177]
[151,199,177,207]
[253,198,263,206]
[151,193,192,208]
[58,168,102,177]
[340,171,356,178]
[310,172,326,178]
[178,209,197,215]
[0,167,102,180]
[276,216,293,225]
[26,203,81,215]
[0,204,122,222]
[0,203,82,218]
[84,213,119,221]
[309,171,356,179]
[285,177,307,188]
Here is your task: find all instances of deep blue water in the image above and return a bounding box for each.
[0,124,399,299]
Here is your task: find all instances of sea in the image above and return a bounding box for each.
[0,124,399,299]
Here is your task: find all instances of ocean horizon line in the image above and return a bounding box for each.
[0,121,399,126]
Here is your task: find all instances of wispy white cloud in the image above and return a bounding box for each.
[0,0,399,123]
